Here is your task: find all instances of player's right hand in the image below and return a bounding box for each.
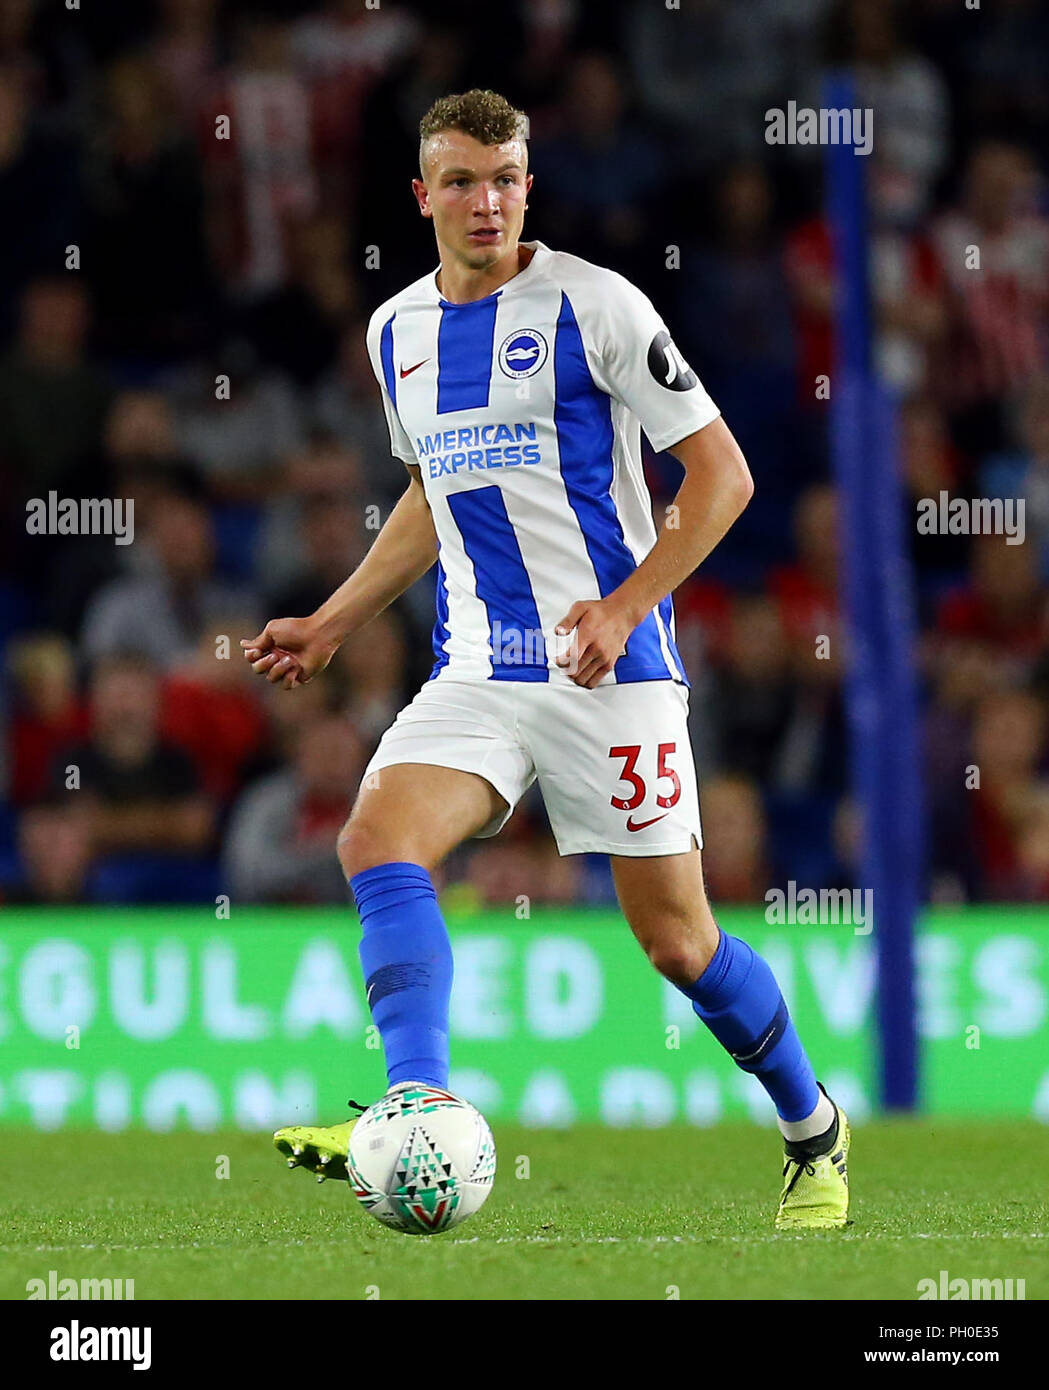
[240,616,339,690]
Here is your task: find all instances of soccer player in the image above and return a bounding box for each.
[243,90,849,1229]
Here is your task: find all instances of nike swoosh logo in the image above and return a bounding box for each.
[399,359,430,378]
[625,812,669,832]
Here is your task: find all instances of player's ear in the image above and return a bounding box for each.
[412,177,432,218]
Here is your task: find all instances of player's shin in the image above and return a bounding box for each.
[351,862,453,1090]
[677,931,834,1144]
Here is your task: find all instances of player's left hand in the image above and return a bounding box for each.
[555,598,634,688]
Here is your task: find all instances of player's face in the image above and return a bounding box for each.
[414,132,531,272]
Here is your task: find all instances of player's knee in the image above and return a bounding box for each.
[336,818,390,880]
[643,931,717,988]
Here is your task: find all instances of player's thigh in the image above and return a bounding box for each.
[338,762,507,875]
[610,846,719,986]
[524,679,702,858]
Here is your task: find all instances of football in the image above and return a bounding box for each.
[346,1084,497,1235]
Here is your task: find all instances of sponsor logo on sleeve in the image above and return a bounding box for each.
[647,330,697,391]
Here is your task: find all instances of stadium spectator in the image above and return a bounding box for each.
[769,485,841,665]
[99,389,202,512]
[827,0,949,223]
[952,0,1049,153]
[0,63,84,341]
[679,162,796,386]
[255,432,364,600]
[965,690,1049,899]
[901,396,970,582]
[627,0,832,169]
[336,609,410,744]
[1013,788,1049,901]
[0,277,110,497]
[80,489,259,668]
[223,712,365,903]
[266,491,365,618]
[924,636,1007,900]
[467,830,581,907]
[529,51,667,284]
[39,390,204,639]
[934,533,1044,679]
[170,338,304,499]
[5,800,92,905]
[697,773,772,902]
[310,321,407,506]
[290,0,418,220]
[150,0,222,129]
[159,616,270,807]
[5,632,88,806]
[247,667,345,783]
[981,374,1049,579]
[84,53,213,364]
[238,214,356,390]
[707,595,798,786]
[786,187,946,398]
[201,14,318,295]
[49,651,214,863]
[932,140,1049,442]
[766,486,848,794]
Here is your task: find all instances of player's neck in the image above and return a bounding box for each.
[436,241,535,304]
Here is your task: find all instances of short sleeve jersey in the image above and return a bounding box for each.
[366,240,720,685]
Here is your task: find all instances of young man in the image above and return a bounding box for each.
[243,89,849,1229]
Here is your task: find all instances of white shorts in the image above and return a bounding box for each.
[362,678,703,857]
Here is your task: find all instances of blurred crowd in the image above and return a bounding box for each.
[1,0,1048,909]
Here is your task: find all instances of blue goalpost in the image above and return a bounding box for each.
[823,74,924,1110]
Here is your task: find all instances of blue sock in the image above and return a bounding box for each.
[350,862,452,1089]
[679,931,819,1122]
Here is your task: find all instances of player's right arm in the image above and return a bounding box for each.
[241,468,436,688]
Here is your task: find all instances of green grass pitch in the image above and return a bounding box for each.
[5,1121,1047,1300]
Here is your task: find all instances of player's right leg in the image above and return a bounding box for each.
[336,761,509,878]
[338,760,506,1092]
[276,762,506,1181]
[276,678,534,1182]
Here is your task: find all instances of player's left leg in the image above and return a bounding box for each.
[611,847,850,1229]
[522,678,848,1229]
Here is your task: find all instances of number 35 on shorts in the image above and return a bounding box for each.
[608,743,685,834]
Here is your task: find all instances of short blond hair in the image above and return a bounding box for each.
[419,88,528,174]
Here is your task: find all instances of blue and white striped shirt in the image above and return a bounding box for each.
[366,241,720,686]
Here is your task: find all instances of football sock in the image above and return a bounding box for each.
[781,1084,839,1157]
[779,1084,837,1148]
[350,862,452,1090]
[679,930,820,1124]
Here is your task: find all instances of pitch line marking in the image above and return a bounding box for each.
[3,1231,1046,1255]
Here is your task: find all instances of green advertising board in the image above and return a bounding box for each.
[0,907,1045,1128]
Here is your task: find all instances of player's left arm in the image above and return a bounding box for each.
[556,418,752,687]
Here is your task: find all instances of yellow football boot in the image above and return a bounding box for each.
[775,1090,850,1230]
